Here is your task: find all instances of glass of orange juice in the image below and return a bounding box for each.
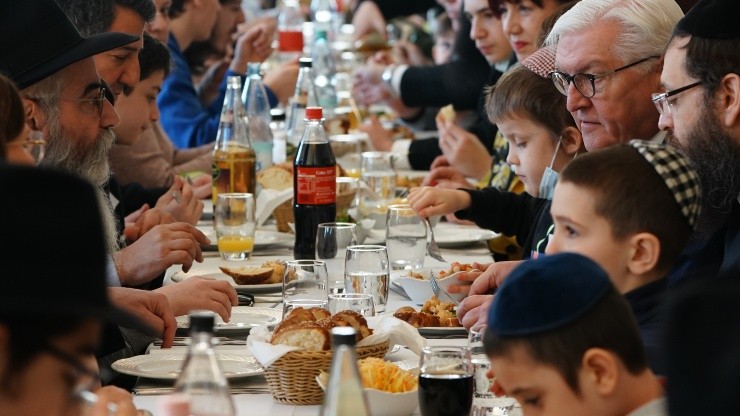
[215,193,256,261]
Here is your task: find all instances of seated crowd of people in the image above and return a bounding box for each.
[0,0,737,415]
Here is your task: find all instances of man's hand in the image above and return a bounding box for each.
[358,116,393,151]
[351,0,388,41]
[457,294,493,329]
[89,386,139,416]
[156,277,238,323]
[263,60,300,104]
[189,173,212,200]
[156,176,204,225]
[122,207,176,244]
[108,287,176,348]
[114,223,208,287]
[469,260,522,296]
[231,24,273,73]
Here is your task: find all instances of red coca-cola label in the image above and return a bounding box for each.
[278,30,304,52]
[296,166,336,205]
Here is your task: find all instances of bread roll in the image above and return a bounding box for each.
[256,166,292,190]
[438,104,456,123]
[219,266,274,285]
[270,322,331,351]
[261,260,286,284]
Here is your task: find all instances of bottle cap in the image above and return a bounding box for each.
[299,57,313,68]
[305,107,323,120]
[270,108,286,121]
[315,30,328,41]
[331,326,357,347]
[188,310,215,333]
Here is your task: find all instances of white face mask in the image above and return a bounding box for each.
[539,138,562,200]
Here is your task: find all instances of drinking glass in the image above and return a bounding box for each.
[282,260,329,317]
[24,130,46,164]
[330,134,363,178]
[328,293,375,317]
[344,245,390,313]
[359,151,396,229]
[468,325,518,415]
[316,222,359,294]
[214,193,256,261]
[336,177,359,222]
[419,346,474,416]
[386,204,426,270]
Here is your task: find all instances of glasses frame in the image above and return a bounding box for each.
[550,56,659,98]
[651,81,702,116]
[42,342,101,399]
[59,83,115,118]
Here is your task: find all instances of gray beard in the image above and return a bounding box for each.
[39,118,121,255]
[673,107,740,235]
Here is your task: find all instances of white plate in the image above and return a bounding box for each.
[171,268,282,293]
[417,326,468,337]
[175,307,282,334]
[433,223,498,248]
[112,353,262,380]
[197,228,294,251]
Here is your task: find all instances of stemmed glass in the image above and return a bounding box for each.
[418,346,474,416]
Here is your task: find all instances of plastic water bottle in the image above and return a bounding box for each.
[173,311,236,416]
[285,57,318,148]
[242,62,273,172]
[311,30,338,112]
[319,327,370,416]
[310,0,335,41]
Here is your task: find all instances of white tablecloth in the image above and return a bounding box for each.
[133,221,511,416]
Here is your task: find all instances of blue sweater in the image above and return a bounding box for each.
[159,33,277,149]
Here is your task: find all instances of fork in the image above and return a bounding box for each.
[424,217,446,263]
[429,272,458,306]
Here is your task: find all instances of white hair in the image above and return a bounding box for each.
[546,0,684,72]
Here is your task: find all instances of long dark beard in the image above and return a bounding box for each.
[674,108,740,235]
[39,119,120,255]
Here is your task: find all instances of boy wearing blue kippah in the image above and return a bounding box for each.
[546,141,701,376]
[484,252,666,416]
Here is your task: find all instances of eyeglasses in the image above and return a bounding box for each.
[42,342,101,402]
[550,56,659,98]
[651,81,702,116]
[59,83,115,118]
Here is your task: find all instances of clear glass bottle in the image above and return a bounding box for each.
[277,0,304,63]
[310,0,335,41]
[293,106,336,259]
[286,57,319,148]
[319,327,370,416]
[311,30,338,113]
[242,62,273,173]
[212,76,256,205]
[173,311,236,416]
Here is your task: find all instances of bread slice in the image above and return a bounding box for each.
[437,104,456,123]
[219,266,274,285]
[260,260,286,284]
[256,166,292,190]
[270,321,331,351]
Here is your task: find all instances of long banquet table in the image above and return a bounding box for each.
[131,219,522,416]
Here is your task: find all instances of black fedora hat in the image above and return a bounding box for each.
[0,0,139,89]
[0,164,148,333]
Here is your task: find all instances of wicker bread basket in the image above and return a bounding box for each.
[263,339,390,405]
[273,188,357,233]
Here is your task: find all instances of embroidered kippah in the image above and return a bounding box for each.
[629,140,702,230]
[676,0,740,40]
[487,253,612,337]
[521,45,556,79]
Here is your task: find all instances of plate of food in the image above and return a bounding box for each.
[391,263,475,305]
[432,223,498,248]
[175,306,282,335]
[197,227,294,251]
[170,260,285,293]
[393,297,465,337]
[112,353,262,380]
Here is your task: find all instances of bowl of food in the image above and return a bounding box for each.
[392,263,475,305]
[317,357,419,416]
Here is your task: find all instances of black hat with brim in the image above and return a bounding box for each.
[0,0,139,89]
[0,164,155,337]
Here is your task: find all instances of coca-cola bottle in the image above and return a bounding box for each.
[293,107,336,259]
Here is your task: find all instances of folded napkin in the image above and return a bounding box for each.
[255,188,293,227]
[247,315,426,368]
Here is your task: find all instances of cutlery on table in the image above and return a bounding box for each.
[429,272,459,306]
[424,217,446,263]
